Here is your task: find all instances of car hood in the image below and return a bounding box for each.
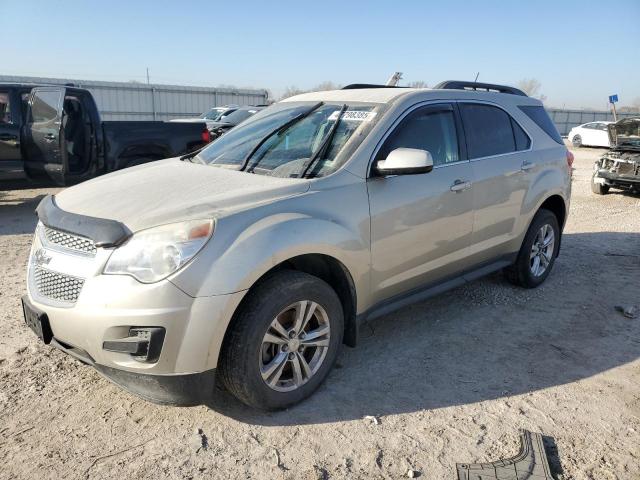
[55,158,310,232]
[608,118,640,151]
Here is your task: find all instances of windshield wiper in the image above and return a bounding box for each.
[180,145,208,164]
[299,104,348,178]
[240,102,324,172]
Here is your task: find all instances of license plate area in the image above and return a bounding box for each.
[22,296,53,344]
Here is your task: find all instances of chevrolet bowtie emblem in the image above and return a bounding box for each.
[34,249,52,266]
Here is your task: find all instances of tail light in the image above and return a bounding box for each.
[201,128,211,143]
[566,150,574,175]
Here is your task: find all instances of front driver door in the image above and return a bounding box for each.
[367,103,474,304]
[23,87,66,184]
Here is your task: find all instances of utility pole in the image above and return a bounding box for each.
[146,68,150,85]
[609,94,619,122]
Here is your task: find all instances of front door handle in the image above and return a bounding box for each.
[44,133,56,142]
[450,179,472,192]
[521,161,535,171]
[0,133,18,141]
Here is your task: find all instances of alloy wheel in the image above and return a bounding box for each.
[260,301,331,392]
[529,224,555,277]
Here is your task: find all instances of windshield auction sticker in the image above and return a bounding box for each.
[328,110,377,122]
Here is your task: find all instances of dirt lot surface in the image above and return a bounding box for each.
[1,147,639,480]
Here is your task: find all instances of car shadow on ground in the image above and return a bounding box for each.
[0,180,54,236]
[205,231,640,425]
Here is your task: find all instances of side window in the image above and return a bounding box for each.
[31,89,62,123]
[595,123,608,131]
[511,118,531,150]
[460,103,518,158]
[0,91,11,124]
[21,93,30,120]
[377,105,459,167]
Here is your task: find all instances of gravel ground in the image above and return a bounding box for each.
[1,147,639,479]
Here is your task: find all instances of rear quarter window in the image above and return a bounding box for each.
[519,105,563,144]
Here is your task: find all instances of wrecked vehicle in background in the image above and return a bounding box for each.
[592,118,640,195]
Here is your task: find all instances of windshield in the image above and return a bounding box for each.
[193,102,381,178]
[201,107,228,121]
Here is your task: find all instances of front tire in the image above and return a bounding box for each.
[504,209,560,288]
[591,175,610,195]
[219,270,344,410]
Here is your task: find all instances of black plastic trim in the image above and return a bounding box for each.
[341,84,408,90]
[358,255,517,324]
[457,430,553,479]
[50,335,215,405]
[434,80,527,97]
[94,364,216,406]
[36,194,132,247]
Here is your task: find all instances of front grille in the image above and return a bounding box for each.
[33,266,84,303]
[43,227,97,255]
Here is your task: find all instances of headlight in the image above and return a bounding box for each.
[104,219,214,283]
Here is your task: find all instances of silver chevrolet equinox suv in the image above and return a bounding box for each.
[23,81,572,409]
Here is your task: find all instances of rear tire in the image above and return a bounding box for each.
[591,175,610,195]
[219,270,344,410]
[571,134,582,147]
[504,209,560,288]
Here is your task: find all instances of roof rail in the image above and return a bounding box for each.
[341,84,407,90]
[434,80,527,97]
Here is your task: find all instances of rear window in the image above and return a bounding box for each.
[519,105,563,144]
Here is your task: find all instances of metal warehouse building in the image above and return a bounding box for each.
[0,75,269,121]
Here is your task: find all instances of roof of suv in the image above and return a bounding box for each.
[282,87,541,106]
[281,88,421,104]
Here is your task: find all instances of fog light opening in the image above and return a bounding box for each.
[102,327,165,363]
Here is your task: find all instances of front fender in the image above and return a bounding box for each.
[170,183,371,310]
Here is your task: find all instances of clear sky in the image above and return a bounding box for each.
[2,0,639,109]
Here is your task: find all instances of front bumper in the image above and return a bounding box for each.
[594,169,640,187]
[45,332,217,405]
[25,277,244,404]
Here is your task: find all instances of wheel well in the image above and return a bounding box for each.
[245,254,358,347]
[539,195,566,230]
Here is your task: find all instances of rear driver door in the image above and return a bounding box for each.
[23,87,66,183]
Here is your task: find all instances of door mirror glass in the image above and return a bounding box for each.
[376,148,434,175]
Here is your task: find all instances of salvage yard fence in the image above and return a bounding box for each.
[2,75,638,132]
[0,75,269,121]
[547,108,640,136]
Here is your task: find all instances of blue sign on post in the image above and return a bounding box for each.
[609,94,619,103]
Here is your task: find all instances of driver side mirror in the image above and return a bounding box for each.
[375,148,434,176]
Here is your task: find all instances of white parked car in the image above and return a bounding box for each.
[568,121,612,148]
[170,105,239,130]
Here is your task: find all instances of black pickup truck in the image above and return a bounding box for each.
[0,84,211,185]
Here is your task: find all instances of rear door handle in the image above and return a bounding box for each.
[450,179,472,192]
[521,161,535,171]
[44,133,56,142]
[0,133,17,141]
